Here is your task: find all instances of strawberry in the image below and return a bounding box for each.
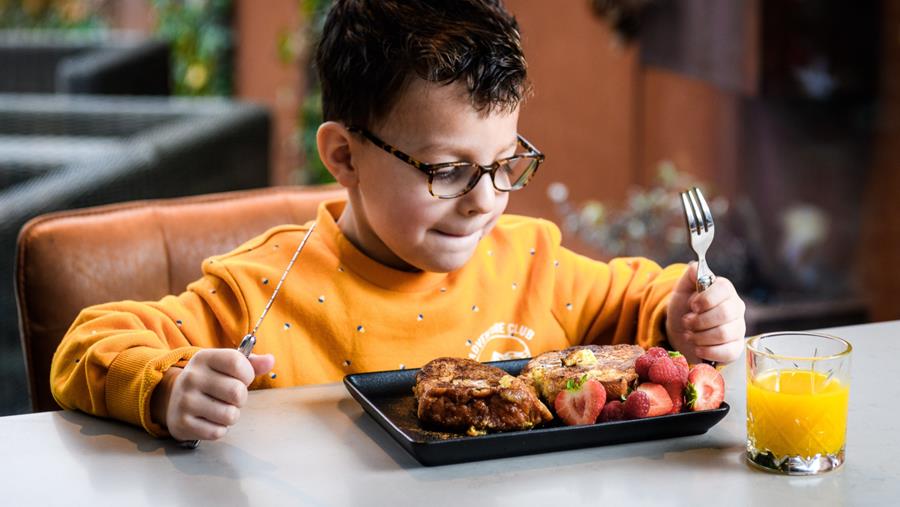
[686,363,725,411]
[598,400,625,422]
[646,347,669,358]
[623,390,650,419]
[648,356,687,385]
[554,376,606,425]
[634,355,654,381]
[669,351,689,375]
[635,347,668,380]
[636,382,674,417]
[664,382,684,414]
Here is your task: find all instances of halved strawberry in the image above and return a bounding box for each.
[635,382,674,417]
[686,363,725,411]
[664,382,684,414]
[554,376,606,425]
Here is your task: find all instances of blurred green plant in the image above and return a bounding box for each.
[294,0,332,184]
[547,162,705,263]
[546,161,750,290]
[151,0,232,96]
[0,0,104,29]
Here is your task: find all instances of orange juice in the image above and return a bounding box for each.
[747,370,849,458]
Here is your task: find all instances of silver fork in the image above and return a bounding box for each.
[680,187,717,366]
[680,187,716,292]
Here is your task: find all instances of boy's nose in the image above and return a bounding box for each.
[460,172,499,216]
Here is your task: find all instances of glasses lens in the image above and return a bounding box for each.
[429,157,540,198]
[430,164,478,198]
[493,157,538,191]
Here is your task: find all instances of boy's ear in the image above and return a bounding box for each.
[316,121,358,187]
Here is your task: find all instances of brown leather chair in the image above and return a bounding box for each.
[15,185,346,412]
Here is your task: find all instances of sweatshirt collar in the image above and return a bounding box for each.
[315,199,452,292]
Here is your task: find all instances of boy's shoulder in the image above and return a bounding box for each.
[206,223,315,267]
[494,214,562,246]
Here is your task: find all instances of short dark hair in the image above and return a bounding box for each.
[315,0,529,130]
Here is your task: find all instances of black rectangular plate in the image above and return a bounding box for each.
[343,359,730,466]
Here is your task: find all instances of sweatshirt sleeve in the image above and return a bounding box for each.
[544,222,686,348]
[49,261,250,437]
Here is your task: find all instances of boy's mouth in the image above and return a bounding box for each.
[435,229,479,238]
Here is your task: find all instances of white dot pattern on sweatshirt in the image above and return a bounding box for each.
[198,233,557,374]
[566,303,573,311]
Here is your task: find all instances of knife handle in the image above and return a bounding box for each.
[179,334,258,449]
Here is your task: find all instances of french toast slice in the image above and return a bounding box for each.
[520,344,644,406]
[414,357,553,435]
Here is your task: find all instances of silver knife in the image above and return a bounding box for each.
[180,223,317,448]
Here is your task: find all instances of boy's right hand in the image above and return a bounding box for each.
[151,348,275,442]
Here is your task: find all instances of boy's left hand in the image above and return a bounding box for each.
[666,262,746,364]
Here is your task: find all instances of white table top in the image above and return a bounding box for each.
[3,321,898,506]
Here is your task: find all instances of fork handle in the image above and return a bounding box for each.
[695,258,715,293]
[694,260,717,367]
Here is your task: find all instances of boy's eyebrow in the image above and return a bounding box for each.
[415,137,519,161]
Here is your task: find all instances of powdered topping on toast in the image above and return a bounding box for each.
[520,344,644,406]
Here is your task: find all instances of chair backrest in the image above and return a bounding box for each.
[15,185,346,412]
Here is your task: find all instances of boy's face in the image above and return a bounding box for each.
[344,79,520,273]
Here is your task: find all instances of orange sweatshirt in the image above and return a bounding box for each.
[51,199,685,436]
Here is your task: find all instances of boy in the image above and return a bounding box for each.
[50,0,746,442]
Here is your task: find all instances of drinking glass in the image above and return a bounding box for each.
[745,332,852,474]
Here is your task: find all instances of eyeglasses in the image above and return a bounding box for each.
[347,126,545,199]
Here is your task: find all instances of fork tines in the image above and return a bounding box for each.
[681,187,714,234]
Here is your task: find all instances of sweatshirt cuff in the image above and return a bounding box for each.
[106,346,200,437]
[639,294,672,350]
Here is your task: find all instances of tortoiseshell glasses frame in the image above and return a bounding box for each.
[347,126,545,199]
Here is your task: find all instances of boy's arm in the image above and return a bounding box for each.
[543,223,685,348]
[50,270,248,437]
